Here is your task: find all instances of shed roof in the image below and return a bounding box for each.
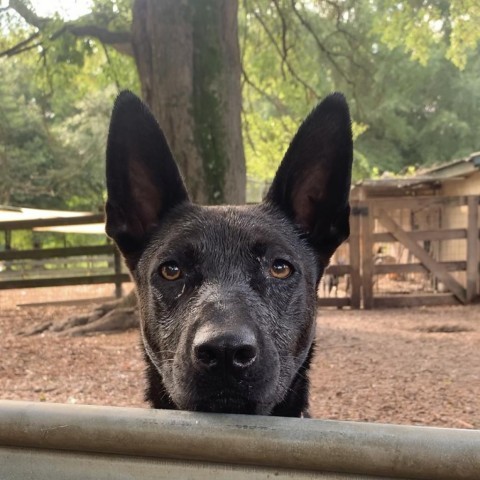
[353,152,480,197]
[419,152,480,179]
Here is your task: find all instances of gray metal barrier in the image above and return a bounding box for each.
[0,400,479,479]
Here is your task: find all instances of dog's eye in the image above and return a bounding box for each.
[159,262,182,281]
[270,259,293,279]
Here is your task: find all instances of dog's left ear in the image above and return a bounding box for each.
[105,91,189,267]
[265,93,353,262]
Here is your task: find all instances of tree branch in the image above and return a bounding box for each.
[272,0,289,79]
[324,0,359,45]
[322,0,371,75]
[101,43,121,89]
[290,0,354,86]
[0,41,42,57]
[8,0,49,28]
[251,1,319,100]
[240,93,257,155]
[0,31,40,57]
[59,24,133,56]
[7,0,133,57]
[241,64,290,115]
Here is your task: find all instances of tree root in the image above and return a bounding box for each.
[59,307,139,337]
[19,290,139,337]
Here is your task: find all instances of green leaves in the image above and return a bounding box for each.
[241,0,480,182]
[447,1,480,69]
[374,0,480,69]
[1,0,479,207]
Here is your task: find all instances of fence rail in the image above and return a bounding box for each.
[0,213,104,230]
[1,401,479,480]
[0,214,129,297]
[0,244,114,261]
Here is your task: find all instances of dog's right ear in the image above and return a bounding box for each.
[265,93,353,264]
[105,91,189,267]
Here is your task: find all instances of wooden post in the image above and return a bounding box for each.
[466,196,479,302]
[361,202,374,309]
[4,230,11,249]
[4,230,12,271]
[114,249,123,299]
[349,201,362,309]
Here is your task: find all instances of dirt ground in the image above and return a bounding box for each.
[1,285,479,429]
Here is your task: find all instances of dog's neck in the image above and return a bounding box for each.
[144,344,314,418]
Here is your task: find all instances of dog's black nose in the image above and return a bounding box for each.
[192,325,258,374]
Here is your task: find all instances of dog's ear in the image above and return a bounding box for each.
[265,93,353,262]
[105,91,189,265]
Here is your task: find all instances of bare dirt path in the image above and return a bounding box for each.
[1,286,479,428]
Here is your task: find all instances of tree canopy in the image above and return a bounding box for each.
[1,0,479,209]
[241,0,480,182]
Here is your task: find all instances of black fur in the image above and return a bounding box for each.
[105,90,353,417]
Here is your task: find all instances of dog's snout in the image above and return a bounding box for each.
[192,325,258,374]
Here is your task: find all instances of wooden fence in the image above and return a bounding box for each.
[1,400,479,479]
[0,214,130,297]
[317,195,480,308]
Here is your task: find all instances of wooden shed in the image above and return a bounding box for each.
[319,153,480,308]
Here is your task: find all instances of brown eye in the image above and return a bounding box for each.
[159,262,181,281]
[270,259,293,279]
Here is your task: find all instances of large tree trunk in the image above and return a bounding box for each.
[132,0,246,205]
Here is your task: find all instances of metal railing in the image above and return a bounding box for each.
[1,401,479,479]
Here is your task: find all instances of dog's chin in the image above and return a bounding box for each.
[191,398,257,415]
[179,395,270,415]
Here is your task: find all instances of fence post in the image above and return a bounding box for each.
[349,201,362,309]
[361,203,374,309]
[3,230,12,271]
[466,196,479,302]
[114,248,123,299]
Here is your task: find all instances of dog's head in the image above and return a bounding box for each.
[105,91,352,416]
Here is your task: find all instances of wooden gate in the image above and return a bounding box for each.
[317,195,479,309]
[359,195,479,308]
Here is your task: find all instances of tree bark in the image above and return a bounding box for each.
[132,0,245,204]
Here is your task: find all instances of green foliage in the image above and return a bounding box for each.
[373,1,446,66]
[447,1,480,69]
[1,0,479,210]
[241,0,480,182]
[0,0,138,210]
[240,0,388,182]
[0,59,61,207]
[240,0,335,180]
[0,55,120,210]
[6,230,107,251]
[355,47,480,172]
[374,0,480,69]
[50,88,117,210]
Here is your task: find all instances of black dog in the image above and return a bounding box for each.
[105,91,352,417]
